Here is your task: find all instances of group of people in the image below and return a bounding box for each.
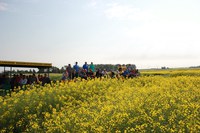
[117,64,140,78]
[62,62,97,80]
[0,73,51,91]
[61,62,140,81]
[0,62,140,91]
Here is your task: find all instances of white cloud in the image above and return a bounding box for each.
[0,2,8,11]
[17,0,40,3]
[104,3,153,21]
[88,0,97,8]
[122,20,200,57]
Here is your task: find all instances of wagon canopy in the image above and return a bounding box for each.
[0,60,52,68]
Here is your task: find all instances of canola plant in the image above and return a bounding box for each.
[0,69,200,132]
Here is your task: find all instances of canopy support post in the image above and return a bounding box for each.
[48,68,50,77]
[10,67,12,78]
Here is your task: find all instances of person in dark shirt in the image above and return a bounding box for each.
[66,64,74,80]
[32,73,38,84]
[122,69,130,77]
[79,68,87,80]
[10,74,16,91]
[87,68,95,79]
[0,74,10,89]
[42,74,51,86]
[96,69,102,78]
[61,72,67,81]
[0,74,4,89]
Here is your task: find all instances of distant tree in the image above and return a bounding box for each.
[161,67,166,69]
[161,66,169,69]
[12,69,16,74]
[50,66,60,73]
[29,69,33,73]
[33,69,36,73]
[60,67,65,73]
[95,64,118,71]
[17,69,23,73]
[190,65,200,68]
[25,70,29,73]
[38,68,45,73]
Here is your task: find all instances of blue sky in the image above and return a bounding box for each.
[0,0,200,69]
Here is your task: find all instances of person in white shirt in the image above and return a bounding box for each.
[20,75,27,85]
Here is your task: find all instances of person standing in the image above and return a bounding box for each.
[89,62,95,72]
[83,62,88,72]
[73,62,80,78]
[66,64,74,79]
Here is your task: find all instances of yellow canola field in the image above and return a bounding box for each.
[0,70,200,132]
